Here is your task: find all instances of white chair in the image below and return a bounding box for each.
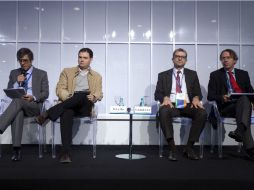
[209,101,244,158]
[0,97,49,159]
[50,101,98,159]
[156,102,204,159]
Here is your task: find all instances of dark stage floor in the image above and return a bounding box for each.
[0,145,254,190]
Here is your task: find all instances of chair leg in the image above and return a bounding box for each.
[38,125,43,159]
[0,137,2,158]
[92,118,97,159]
[218,123,223,158]
[159,126,163,158]
[51,122,56,159]
[43,126,47,153]
[199,144,204,159]
[237,142,242,153]
[210,124,215,154]
[199,130,204,159]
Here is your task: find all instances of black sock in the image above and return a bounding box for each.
[13,147,21,151]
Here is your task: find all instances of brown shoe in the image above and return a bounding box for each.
[35,112,48,125]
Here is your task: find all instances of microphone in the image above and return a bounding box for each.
[19,69,27,87]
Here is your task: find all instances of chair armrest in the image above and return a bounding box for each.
[40,99,52,113]
[156,101,161,112]
[208,101,221,118]
[91,103,98,119]
[0,97,12,114]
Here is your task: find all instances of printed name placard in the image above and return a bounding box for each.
[134,106,152,114]
[110,106,127,114]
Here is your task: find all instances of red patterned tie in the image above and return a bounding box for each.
[176,71,182,93]
[228,71,242,93]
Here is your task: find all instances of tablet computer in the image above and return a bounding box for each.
[3,88,26,99]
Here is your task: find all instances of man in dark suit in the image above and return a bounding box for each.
[155,48,207,161]
[208,49,254,160]
[0,48,49,161]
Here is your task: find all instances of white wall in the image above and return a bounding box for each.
[0,1,254,145]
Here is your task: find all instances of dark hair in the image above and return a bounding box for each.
[172,48,188,60]
[17,48,34,62]
[220,49,238,61]
[78,48,93,58]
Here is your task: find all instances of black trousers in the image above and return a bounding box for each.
[47,92,93,153]
[220,96,254,149]
[159,104,207,143]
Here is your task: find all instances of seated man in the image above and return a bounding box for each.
[208,49,254,160]
[36,48,103,163]
[154,48,207,161]
[0,48,49,161]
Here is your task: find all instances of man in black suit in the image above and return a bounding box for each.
[208,49,254,160]
[155,48,207,161]
[0,48,49,161]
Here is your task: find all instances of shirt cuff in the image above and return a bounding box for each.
[13,82,19,89]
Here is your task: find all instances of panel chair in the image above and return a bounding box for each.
[156,102,204,159]
[50,100,98,159]
[209,101,245,158]
[0,98,49,159]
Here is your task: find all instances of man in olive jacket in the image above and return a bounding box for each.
[36,48,103,163]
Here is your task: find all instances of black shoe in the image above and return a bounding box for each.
[183,148,199,160]
[11,149,22,161]
[245,148,254,161]
[168,151,178,161]
[59,153,72,163]
[228,131,243,142]
[35,112,48,125]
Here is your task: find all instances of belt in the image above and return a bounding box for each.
[74,90,90,94]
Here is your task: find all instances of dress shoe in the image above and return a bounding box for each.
[59,153,72,163]
[228,131,243,142]
[183,148,199,160]
[11,149,22,161]
[168,151,178,161]
[245,148,254,161]
[35,112,48,125]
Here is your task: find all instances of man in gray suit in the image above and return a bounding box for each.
[0,48,49,161]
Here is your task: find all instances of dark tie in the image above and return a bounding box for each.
[228,71,242,93]
[176,71,182,93]
[22,73,29,91]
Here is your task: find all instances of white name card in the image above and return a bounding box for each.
[110,106,127,114]
[134,106,152,114]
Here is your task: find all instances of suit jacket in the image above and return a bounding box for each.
[154,68,203,103]
[56,66,103,102]
[7,67,49,103]
[207,67,254,109]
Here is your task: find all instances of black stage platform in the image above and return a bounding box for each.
[0,145,254,190]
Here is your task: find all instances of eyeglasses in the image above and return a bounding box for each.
[174,55,187,60]
[18,59,30,63]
